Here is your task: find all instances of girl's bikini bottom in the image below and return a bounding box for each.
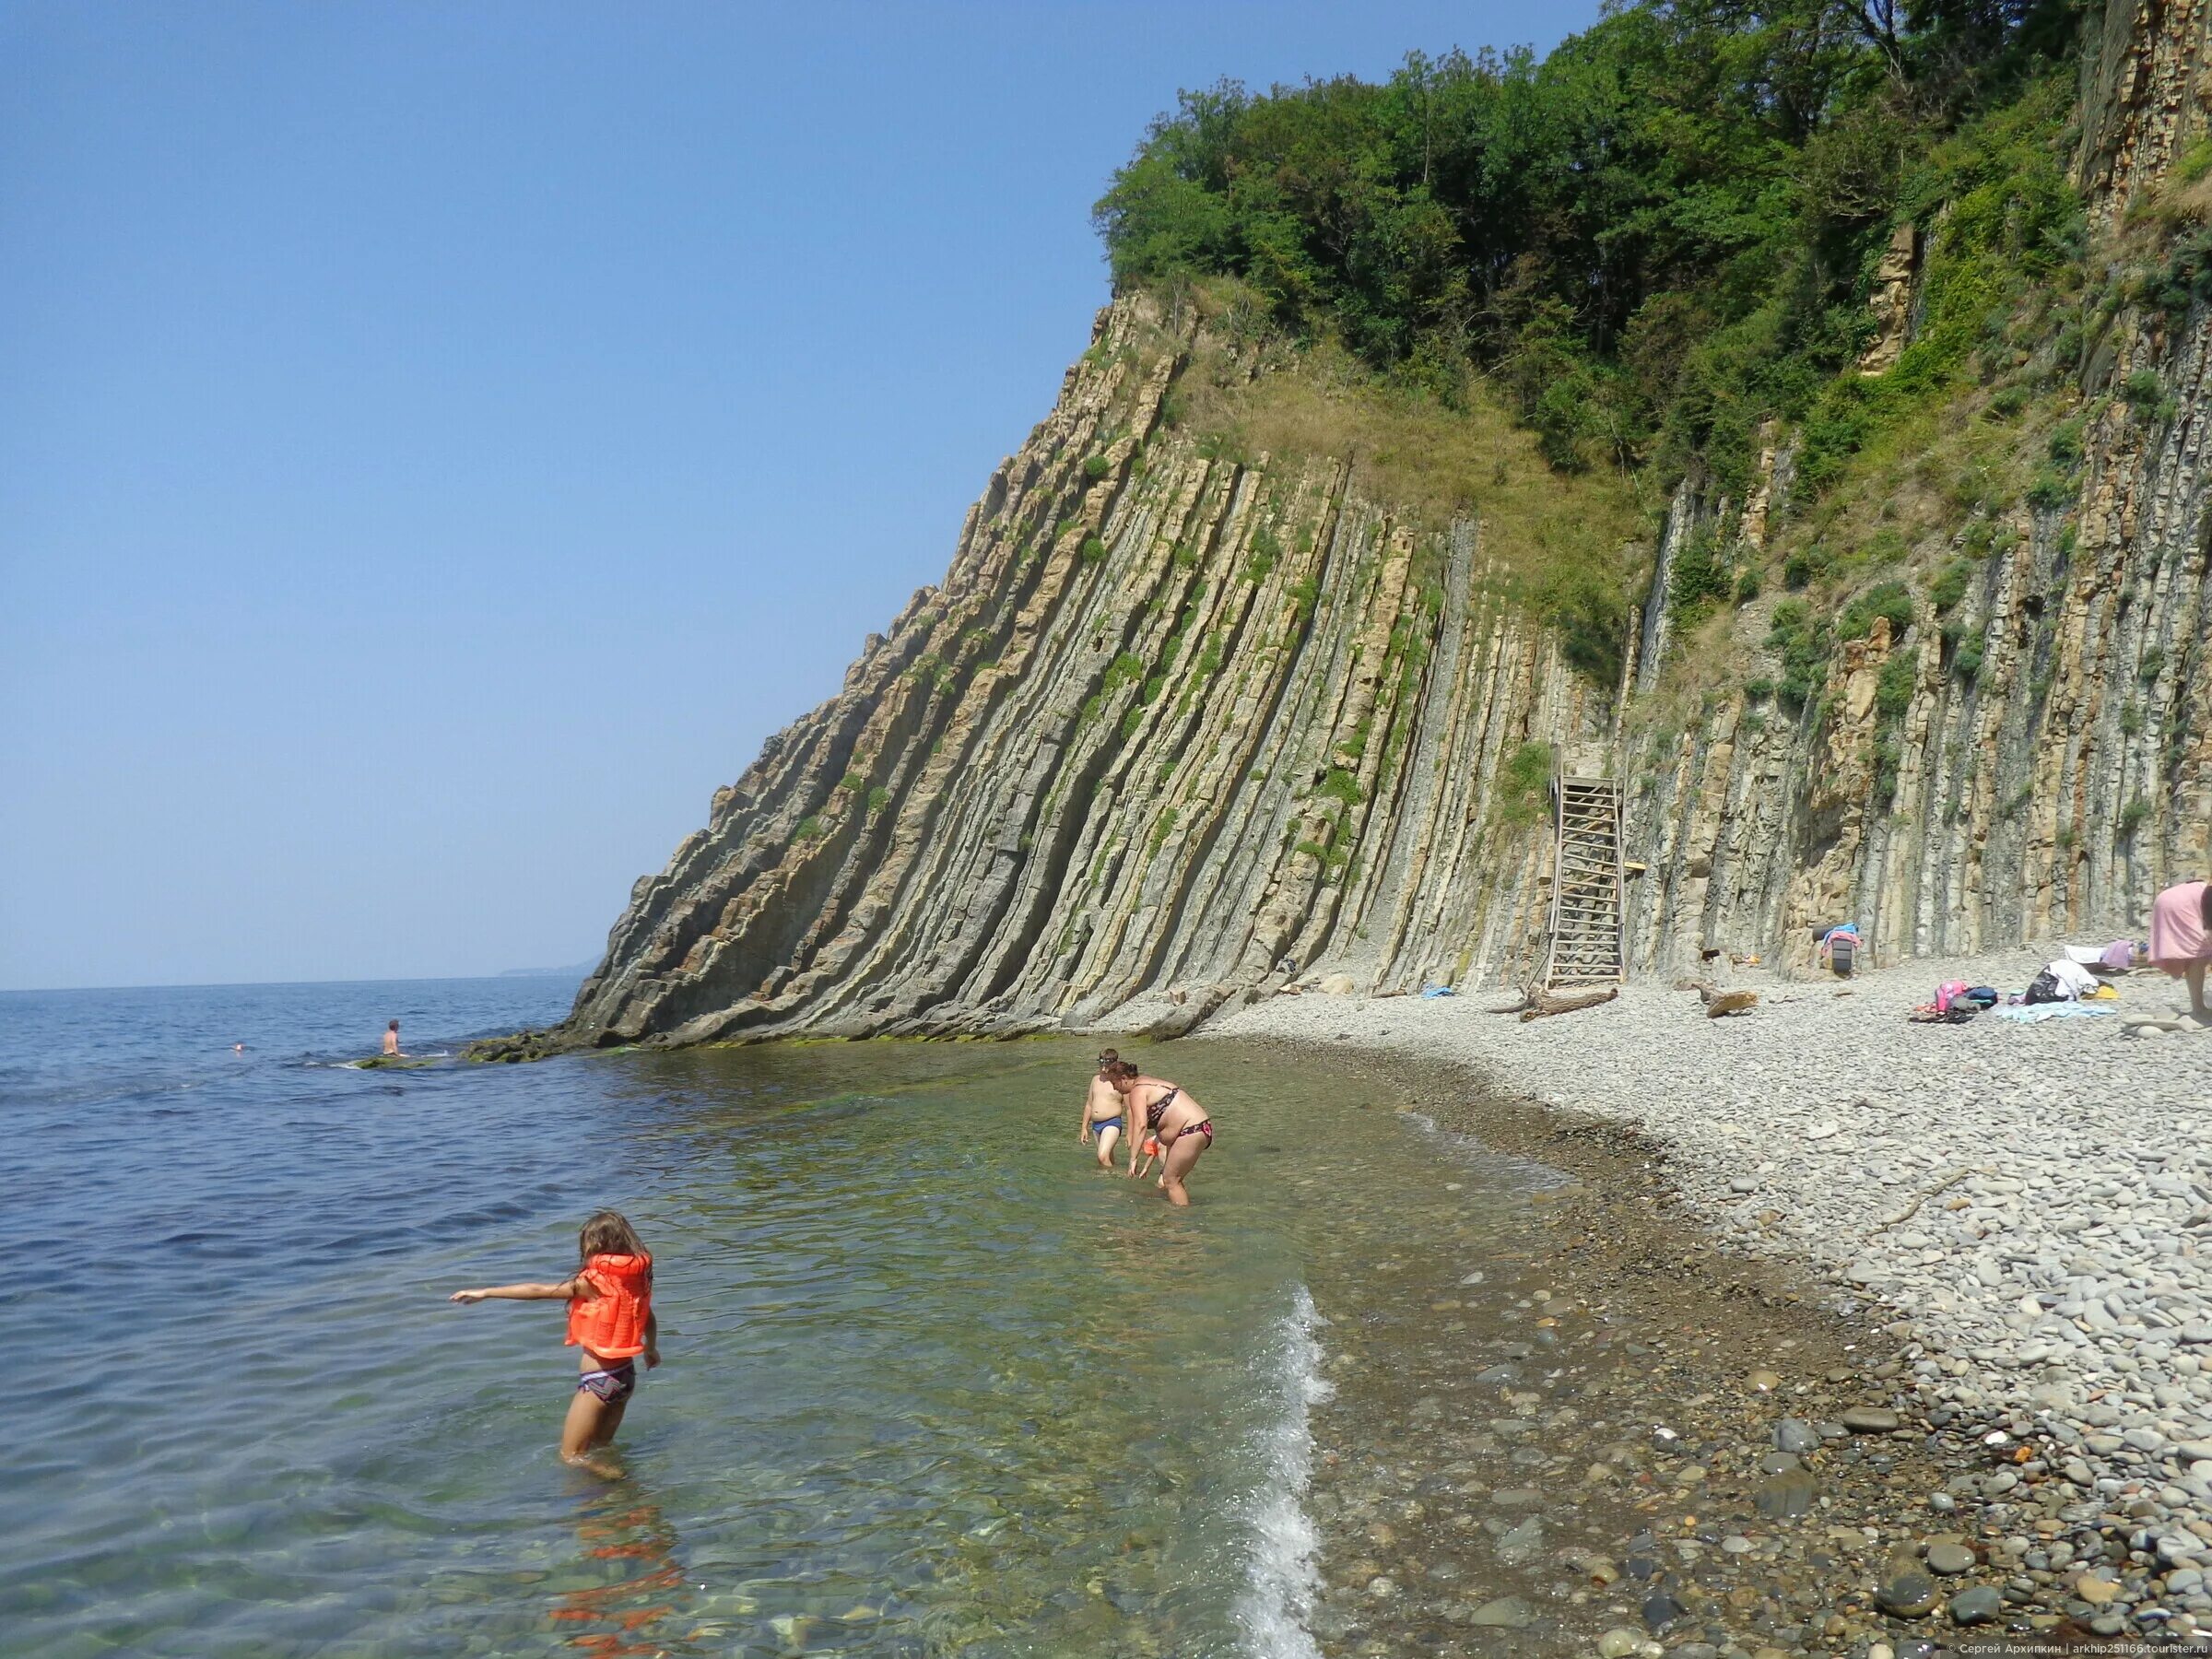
[577,1361,637,1404]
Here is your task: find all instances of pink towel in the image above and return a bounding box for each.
[2150,881,2211,973]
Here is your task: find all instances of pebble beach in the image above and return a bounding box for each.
[1210,948,2212,1649]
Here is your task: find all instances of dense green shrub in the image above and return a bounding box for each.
[1094,1,2080,488]
[1951,626,1985,681]
[2121,370,2164,415]
[1927,559,1971,614]
[1665,528,1733,628]
[1493,740,1554,828]
[1766,598,1832,712]
[2046,414,2086,469]
[1876,653,1916,723]
[1838,582,1914,641]
[1783,546,1831,590]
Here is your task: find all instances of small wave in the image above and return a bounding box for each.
[1232,1283,1333,1659]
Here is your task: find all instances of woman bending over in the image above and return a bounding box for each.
[1105,1059,1215,1206]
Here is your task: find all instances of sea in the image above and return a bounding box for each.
[0,975,1555,1658]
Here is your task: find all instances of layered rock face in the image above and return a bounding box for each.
[532,0,2208,1050]
[561,297,1602,1045]
[1622,3,2211,975]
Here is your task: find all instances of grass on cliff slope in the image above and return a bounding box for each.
[1147,280,1646,683]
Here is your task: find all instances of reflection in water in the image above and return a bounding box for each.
[549,1486,686,1656]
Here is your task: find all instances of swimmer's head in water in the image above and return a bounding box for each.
[388,1019,400,1031]
[578,1209,647,1265]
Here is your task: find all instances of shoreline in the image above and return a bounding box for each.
[1202,947,2212,1649]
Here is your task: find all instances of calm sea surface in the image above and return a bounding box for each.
[0,977,1544,1657]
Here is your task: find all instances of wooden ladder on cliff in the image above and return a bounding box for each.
[1545,774,1625,991]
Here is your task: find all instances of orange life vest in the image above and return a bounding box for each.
[566,1252,653,1359]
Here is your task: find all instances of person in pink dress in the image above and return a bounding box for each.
[2148,879,2212,1026]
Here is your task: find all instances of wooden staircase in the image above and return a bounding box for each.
[1545,774,1626,990]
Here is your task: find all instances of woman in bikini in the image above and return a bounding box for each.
[1105,1059,1214,1206]
[1079,1049,1130,1170]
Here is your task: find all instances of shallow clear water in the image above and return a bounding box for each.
[0,980,1546,1657]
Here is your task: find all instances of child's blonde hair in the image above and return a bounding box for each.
[578,1209,647,1265]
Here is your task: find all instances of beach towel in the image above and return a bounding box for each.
[1818,923,1860,977]
[1997,1003,2117,1024]
[2151,881,2211,973]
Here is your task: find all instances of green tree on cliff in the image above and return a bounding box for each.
[1094,0,2084,483]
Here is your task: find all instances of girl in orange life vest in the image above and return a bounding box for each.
[449,1210,659,1474]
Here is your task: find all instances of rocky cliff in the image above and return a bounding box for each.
[547,293,1610,1046]
[1621,0,2211,975]
[508,0,2209,1053]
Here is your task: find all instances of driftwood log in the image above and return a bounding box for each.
[1487,983,1619,1021]
[1685,979,1759,1018]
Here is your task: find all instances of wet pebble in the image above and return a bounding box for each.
[1467,1594,1532,1628]
[1841,1406,1903,1433]
[1774,1418,1819,1453]
[1925,1541,1974,1575]
[1948,1584,2003,1624]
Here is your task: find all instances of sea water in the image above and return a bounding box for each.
[0,979,1548,1657]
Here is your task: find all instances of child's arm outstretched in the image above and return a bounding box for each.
[450,1277,590,1305]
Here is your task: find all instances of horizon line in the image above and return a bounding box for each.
[0,966,594,996]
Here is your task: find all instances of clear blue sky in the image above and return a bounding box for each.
[1,0,1600,991]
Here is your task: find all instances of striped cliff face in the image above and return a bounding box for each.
[1618,2,2212,976]
[512,2,2210,1053]
[558,294,1602,1046]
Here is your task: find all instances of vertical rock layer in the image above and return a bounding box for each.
[559,296,1598,1045]
[515,0,2209,1052]
[1623,0,2211,974]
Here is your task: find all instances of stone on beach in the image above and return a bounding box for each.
[1215,940,2212,1548]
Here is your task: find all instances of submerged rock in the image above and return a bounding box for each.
[1755,1466,1818,1518]
[1877,1567,1940,1618]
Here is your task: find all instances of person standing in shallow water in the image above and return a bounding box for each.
[448,1209,660,1477]
[382,1019,405,1056]
[1079,1049,1129,1169]
[1106,1059,1215,1206]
